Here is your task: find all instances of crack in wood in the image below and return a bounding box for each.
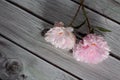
[110,0,120,6]
[5,0,54,25]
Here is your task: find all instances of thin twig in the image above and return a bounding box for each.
[73,19,86,29]
[82,5,91,33]
[68,0,84,26]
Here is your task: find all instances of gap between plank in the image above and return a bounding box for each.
[5,0,54,25]
[71,0,120,25]
[0,33,83,80]
[5,0,120,61]
[110,52,120,61]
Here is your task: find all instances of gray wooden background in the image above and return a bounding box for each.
[0,0,120,80]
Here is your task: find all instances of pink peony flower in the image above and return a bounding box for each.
[73,34,110,64]
[45,22,76,50]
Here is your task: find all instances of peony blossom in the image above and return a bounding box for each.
[45,22,76,50]
[73,34,110,64]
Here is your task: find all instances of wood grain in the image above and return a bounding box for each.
[73,0,120,24]
[0,37,78,80]
[0,1,120,80]
[8,0,120,58]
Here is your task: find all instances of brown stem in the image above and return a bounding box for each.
[82,5,91,33]
[68,0,84,26]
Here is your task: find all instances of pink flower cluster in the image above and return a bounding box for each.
[44,22,110,64]
[73,34,110,64]
[45,22,76,50]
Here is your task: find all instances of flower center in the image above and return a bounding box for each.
[58,32,63,35]
[91,43,96,46]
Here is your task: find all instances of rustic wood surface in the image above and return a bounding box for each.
[9,0,120,58]
[0,37,78,80]
[0,0,120,80]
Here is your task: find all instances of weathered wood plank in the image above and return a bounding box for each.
[8,0,120,57]
[0,1,120,80]
[73,0,120,24]
[0,37,78,80]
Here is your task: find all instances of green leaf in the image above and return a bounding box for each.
[95,26,111,32]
